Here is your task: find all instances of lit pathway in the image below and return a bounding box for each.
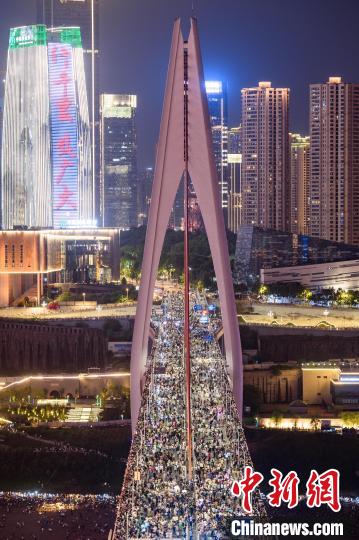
[113,292,266,539]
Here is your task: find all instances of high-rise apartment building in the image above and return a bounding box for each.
[309,77,359,244]
[289,133,310,234]
[205,81,229,214]
[1,25,92,229]
[241,81,289,231]
[37,0,99,218]
[227,126,242,233]
[100,94,137,229]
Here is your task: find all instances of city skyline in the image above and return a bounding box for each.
[1,0,359,168]
[0,7,358,538]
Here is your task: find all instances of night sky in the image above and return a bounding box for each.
[1,0,359,167]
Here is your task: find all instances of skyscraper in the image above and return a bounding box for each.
[309,77,359,244]
[37,0,99,218]
[205,81,229,215]
[241,81,289,231]
[138,167,153,226]
[289,133,310,234]
[227,126,242,233]
[1,25,92,229]
[100,94,137,229]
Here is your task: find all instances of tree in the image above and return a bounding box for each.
[340,412,359,428]
[300,289,313,303]
[336,290,355,306]
[258,284,268,296]
[271,410,283,428]
[57,291,73,302]
[310,416,321,431]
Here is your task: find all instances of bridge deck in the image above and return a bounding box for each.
[113,292,266,539]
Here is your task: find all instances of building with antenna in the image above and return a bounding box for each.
[205,80,229,217]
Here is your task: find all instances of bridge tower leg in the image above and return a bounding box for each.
[130,18,243,429]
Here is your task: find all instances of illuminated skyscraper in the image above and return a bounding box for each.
[37,0,99,218]
[205,81,229,215]
[100,94,138,229]
[289,133,310,234]
[241,82,289,231]
[1,25,92,229]
[309,77,359,244]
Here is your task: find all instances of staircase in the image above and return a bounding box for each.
[65,406,102,423]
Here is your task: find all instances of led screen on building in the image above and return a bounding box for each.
[48,42,79,228]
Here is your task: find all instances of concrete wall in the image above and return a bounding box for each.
[302,367,340,405]
[244,365,301,404]
[0,321,108,374]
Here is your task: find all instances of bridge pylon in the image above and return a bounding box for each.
[131,17,242,429]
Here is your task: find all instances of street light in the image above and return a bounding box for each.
[82,292,86,305]
[126,287,129,301]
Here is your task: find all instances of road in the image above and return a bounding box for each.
[2,297,359,330]
[242,302,359,330]
[0,304,137,320]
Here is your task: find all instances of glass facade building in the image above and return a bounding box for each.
[205,81,229,214]
[100,94,137,229]
[235,225,359,286]
[37,0,100,218]
[1,25,93,230]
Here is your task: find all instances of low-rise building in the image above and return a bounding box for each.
[0,228,120,306]
[261,258,359,290]
[302,365,340,405]
[235,225,359,286]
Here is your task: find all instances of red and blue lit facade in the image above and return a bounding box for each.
[49,42,79,228]
[1,25,93,230]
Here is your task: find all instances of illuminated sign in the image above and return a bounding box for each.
[205,80,223,94]
[9,25,47,49]
[48,42,79,228]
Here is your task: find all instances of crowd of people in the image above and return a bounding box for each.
[32,444,106,457]
[114,291,265,539]
[0,492,116,539]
